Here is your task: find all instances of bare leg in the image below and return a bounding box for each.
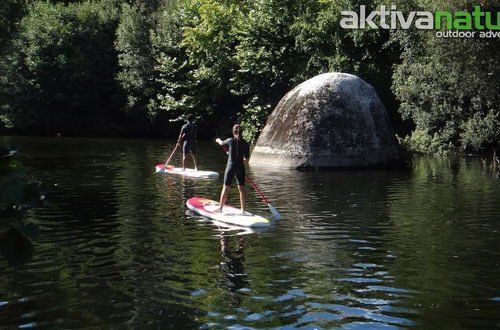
[237,184,246,213]
[191,153,198,171]
[218,185,230,212]
[182,153,186,170]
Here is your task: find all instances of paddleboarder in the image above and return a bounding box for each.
[215,124,250,213]
[177,114,198,171]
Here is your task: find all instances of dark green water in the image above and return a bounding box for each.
[1,136,499,329]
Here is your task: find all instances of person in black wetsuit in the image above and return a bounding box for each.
[177,114,198,171]
[215,124,250,213]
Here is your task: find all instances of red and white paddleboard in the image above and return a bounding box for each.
[155,164,219,178]
[186,197,271,228]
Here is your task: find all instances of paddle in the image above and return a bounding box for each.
[218,143,282,220]
[244,174,282,220]
[164,133,185,167]
[164,144,179,169]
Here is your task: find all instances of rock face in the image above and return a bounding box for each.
[250,72,400,169]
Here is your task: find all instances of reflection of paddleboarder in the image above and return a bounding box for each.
[215,124,250,213]
[218,232,247,306]
[177,115,198,171]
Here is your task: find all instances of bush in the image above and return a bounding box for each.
[392,0,500,154]
[0,1,123,136]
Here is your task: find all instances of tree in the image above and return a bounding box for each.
[153,0,246,135]
[392,0,500,154]
[233,0,399,140]
[0,1,123,136]
[0,0,28,48]
[152,0,399,141]
[115,2,162,135]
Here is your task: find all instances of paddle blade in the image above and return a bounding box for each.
[268,203,282,220]
[157,164,174,173]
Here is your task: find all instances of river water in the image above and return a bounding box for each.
[1,136,499,329]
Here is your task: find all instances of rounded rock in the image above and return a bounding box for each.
[249,72,400,169]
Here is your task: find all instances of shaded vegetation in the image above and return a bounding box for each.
[0,145,45,266]
[0,145,45,210]
[0,0,498,153]
[392,0,500,155]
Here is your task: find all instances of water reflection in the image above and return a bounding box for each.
[1,137,499,329]
[0,228,34,266]
[217,233,248,307]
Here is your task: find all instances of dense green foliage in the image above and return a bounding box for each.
[0,0,27,47]
[153,0,398,140]
[115,1,165,135]
[0,1,123,136]
[393,0,500,154]
[0,0,498,154]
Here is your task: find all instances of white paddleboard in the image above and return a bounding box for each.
[186,197,271,228]
[155,164,219,178]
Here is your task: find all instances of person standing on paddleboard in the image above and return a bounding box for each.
[215,124,250,213]
[177,114,198,171]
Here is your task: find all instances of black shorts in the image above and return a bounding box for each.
[183,141,196,154]
[224,164,245,186]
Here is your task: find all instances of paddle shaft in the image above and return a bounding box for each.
[165,134,185,165]
[218,142,281,219]
[220,144,272,206]
[245,175,270,204]
[242,166,281,219]
[165,144,179,165]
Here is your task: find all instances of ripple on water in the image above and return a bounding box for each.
[338,321,401,329]
[3,138,500,329]
[297,302,416,327]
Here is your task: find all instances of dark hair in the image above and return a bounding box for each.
[232,124,242,140]
[187,114,194,123]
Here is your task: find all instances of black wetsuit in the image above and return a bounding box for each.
[180,122,196,154]
[221,137,250,186]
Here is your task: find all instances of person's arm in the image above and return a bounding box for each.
[176,134,184,146]
[215,138,231,146]
[177,126,186,145]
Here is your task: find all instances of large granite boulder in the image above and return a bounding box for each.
[249,72,400,169]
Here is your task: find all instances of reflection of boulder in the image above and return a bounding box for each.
[0,228,34,266]
[250,73,400,169]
